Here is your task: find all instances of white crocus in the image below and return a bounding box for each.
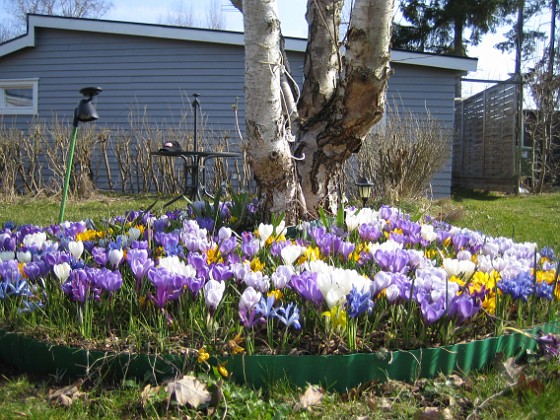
[420,224,437,242]
[443,258,476,281]
[16,250,32,263]
[204,279,226,312]
[128,227,141,242]
[345,207,380,231]
[68,240,84,260]
[108,248,124,267]
[158,255,197,278]
[239,286,262,312]
[53,262,71,282]
[0,251,15,261]
[218,227,232,242]
[257,223,274,245]
[281,244,303,266]
[274,220,286,236]
[23,231,47,249]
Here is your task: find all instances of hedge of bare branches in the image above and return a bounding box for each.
[0,111,255,200]
[356,108,451,203]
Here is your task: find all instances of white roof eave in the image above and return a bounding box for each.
[0,15,478,73]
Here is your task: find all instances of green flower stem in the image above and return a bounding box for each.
[58,125,79,224]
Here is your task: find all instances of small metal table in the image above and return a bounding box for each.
[151,150,240,206]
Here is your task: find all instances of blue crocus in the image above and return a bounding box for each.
[346,286,374,318]
[274,303,301,329]
[255,295,276,319]
[536,282,554,300]
[498,272,534,301]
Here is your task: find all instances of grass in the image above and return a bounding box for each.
[0,189,559,418]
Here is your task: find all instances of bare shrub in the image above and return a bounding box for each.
[357,108,451,203]
[0,126,20,198]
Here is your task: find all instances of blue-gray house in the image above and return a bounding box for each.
[0,14,477,197]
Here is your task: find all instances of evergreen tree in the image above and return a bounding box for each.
[393,0,516,56]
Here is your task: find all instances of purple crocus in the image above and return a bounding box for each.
[420,299,446,324]
[91,246,108,266]
[62,268,99,303]
[23,261,49,281]
[447,294,481,323]
[241,232,260,259]
[126,248,155,290]
[146,267,186,309]
[290,271,324,307]
[358,223,381,242]
[210,263,233,282]
[90,267,123,293]
[374,249,410,273]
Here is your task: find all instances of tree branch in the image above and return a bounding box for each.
[298,0,344,123]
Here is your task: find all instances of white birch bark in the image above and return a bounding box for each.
[239,0,394,220]
[242,0,299,219]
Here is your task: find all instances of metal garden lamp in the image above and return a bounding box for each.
[356,176,374,207]
[58,87,102,224]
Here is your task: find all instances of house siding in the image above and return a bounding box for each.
[386,65,457,197]
[0,22,464,198]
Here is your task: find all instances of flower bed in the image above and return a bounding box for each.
[0,201,558,388]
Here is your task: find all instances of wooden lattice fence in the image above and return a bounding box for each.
[453,81,518,192]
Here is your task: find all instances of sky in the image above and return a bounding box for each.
[1,0,551,98]
[105,0,545,96]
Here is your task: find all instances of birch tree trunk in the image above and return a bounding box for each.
[241,0,394,222]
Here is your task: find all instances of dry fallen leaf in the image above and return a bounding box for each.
[415,407,443,419]
[140,384,161,408]
[47,379,85,407]
[165,375,212,408]
[498,357,525,383]
[296,385,324,410]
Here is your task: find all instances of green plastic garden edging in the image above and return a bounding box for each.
[1,323,558,392]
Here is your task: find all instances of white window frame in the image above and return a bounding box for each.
[0,78,39,115]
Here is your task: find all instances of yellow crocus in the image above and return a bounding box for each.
[217,364,229,378]
[206,246,223,264]
[197,348,210,364]
[268,289,283,301]
[322,306,347,332]
[296,246,321,265]
[250,257,265,272]
[537,270,556,284]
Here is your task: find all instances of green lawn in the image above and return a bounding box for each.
[0,190,559,418]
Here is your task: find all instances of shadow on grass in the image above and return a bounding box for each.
[452,188,504,202]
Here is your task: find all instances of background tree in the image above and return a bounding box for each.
[159,0,226,29]
[1,0,112,42]
[393,0,516,56]
[232,0,394,221]
[524,0,559,192]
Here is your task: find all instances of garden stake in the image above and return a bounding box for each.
[58,87,102,224]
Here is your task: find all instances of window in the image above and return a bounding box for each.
[0,79,38,115]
